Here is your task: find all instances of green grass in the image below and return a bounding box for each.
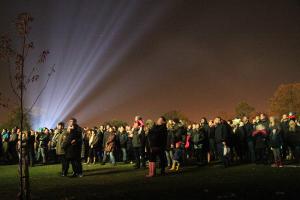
[0,163,299,200]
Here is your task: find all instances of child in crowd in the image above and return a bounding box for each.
[170,141,183,171]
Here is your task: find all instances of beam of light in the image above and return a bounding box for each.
[30,1,131,128]
[74,69,157,126]
[37,1,131,128]
[26,1,171,129]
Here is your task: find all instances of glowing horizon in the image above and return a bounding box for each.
[1,0,300,129]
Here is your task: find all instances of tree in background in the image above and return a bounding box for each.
[0,13,55,200]
[103,119,128,127]
[235,101,255,118]
[0,107,31,131]
[163,110,191,123]
[269,83,300,116]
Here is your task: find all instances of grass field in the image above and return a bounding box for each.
[0,163,299,200]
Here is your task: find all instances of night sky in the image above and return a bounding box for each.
[0,0,300,127]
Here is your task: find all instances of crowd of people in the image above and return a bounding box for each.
[1,112,300,178]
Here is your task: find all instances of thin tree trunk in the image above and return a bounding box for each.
[18,21,30,200]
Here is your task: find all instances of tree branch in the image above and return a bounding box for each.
[25,64,55,114]
[8,57,21,100]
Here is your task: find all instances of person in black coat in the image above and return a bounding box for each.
[252,124,269,164]
[172,119,187,166]
[27,130,36,167]
[259,113,270,129]
[96,126,104,162]
[131,116,146,169]
[192,123,207,165]
[173,121,187,146]
[200,118,209,164]
[102,125,110,153]
[287,120,300,164]
[63,118,83,177]
[146,116,168,177]
[280,114,290,160]
[165,121,175,168]
[214,117,230,167]
[117,126,128,163]
[207,120,216,162]
[232,120,247,163]
[243,116,255,163]
[269,124,283,167]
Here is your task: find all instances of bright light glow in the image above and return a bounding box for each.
[24,1,170,129]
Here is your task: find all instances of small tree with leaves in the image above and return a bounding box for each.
[0,107,32,131]
[235,101,255,118]
[103,119,128,128]
[269,83,300,116]
[163,110,191,124]
[0,13,55,200]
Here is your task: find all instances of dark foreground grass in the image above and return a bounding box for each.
[0,163,299,200]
